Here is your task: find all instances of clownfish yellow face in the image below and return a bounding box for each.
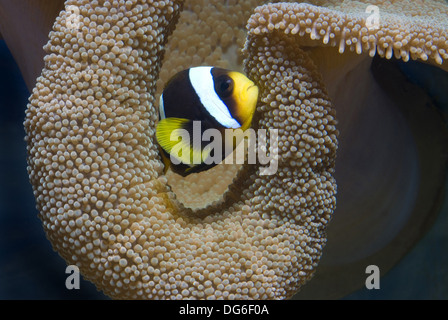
[156,66,259,176]
[225,70,258,130]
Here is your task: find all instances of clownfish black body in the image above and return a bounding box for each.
[156,66,259,176]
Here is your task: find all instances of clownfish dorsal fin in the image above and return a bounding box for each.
[156,117,210,167]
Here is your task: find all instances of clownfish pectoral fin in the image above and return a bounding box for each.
[156,117,205,167]
[156,117,191,165]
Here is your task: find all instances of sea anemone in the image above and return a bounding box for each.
[0,0,446,299]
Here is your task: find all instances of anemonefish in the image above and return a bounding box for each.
[156,66,259,176]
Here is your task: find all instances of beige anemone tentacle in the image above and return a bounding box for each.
[247,0,448,70]
[245,1,448,299]
[24,0,338,299]
[161,0,448,213]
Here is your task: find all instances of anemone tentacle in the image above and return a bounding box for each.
[24,0,339,299]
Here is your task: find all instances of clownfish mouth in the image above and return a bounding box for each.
[247,84,257,91]
[245,83,259,101]
[243,82,257,95]
[235,82,258,109]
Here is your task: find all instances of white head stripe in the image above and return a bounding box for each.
[189,66,240,129]
[159,94,166,119]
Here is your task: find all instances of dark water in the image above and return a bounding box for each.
[0,39,446,300]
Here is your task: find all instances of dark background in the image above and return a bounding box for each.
[0,39,446,300]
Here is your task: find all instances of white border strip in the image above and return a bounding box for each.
[159,94,166,119]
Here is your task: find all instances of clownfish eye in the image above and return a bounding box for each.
[215,75,234,97]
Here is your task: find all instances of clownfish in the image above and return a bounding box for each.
[156,66,259,176]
